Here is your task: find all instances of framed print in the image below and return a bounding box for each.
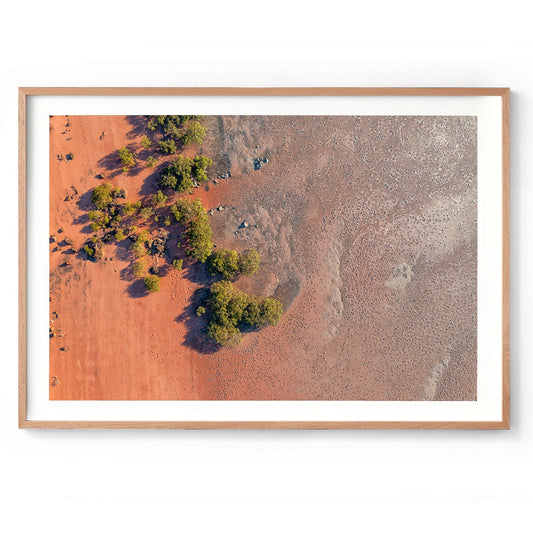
[19,87,510,429]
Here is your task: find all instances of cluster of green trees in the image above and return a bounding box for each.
[158,139,177,154]
[88,184,127,235]
[146,115,206,146]
[91,182,125,210]
[170,198,213,262]
[159,155,213,192]
[118,147,136,172]
[144,274,160,292]
[122,201,142,216]
[207,248,261,280]
[83,235,106,262]
[132,258,147,277]
[82,118,284,342]
[206,281,283,347]
[140,136,152,149]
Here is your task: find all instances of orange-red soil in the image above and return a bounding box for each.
[49,115,477,400]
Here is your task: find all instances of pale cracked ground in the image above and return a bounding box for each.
[202,115,477,400]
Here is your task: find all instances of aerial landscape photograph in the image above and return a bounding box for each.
[48,113,477,401]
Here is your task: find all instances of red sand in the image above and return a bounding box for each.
[49,115,227,400]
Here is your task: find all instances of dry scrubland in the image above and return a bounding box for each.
[49,114,477,400]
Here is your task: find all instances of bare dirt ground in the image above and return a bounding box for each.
[50,114,477,401]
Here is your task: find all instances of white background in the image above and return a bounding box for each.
[27,95,502,423]
[0,1,529,531]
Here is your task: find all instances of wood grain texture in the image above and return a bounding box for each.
[19,87,510,96]
[18,87,510,429]
[18,88,27,428]
[502,89,511,429]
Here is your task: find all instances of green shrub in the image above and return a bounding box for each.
[159,155,212,191]
[132,258,147,277]
[258,298,284,326]
[144,274,160,293]
[91,183,116,209]
[192,155,212,182]
[170,198,213,262]
[146,155,158,168]
[115,229,126,241]
[159,173,178,189]
[152,190,167,207]
[118,146,135,169]
[140,136,152,149]
[146,115,203,139]
[137,230,150,243]
[131,240,146,258]
[196,306,206,316]
[206,281,283,346]
[182,120,206,145]
[88,210,104,221]
[206,322,242,347]
[139,207,154,221]
[172,259,183,271]
[208,248,240,279]
[158,139,177,154]
[239,248,261,276]
[122,201,141,216]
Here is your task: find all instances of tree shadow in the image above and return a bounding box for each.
[120,265,135,282]
[125,115,149,140]
[77,189,95,212]
[96,151,123,179]
[182,258,211,285]
[114,238,135,263]
[138,164,167,197]
[127,278,149,298]
[175,287,219,355]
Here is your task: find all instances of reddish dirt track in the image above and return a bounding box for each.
[49,115,477,401]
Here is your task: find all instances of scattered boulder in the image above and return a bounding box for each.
[50,376,60,387]
[239,221,249,229]
[253,157,270,170]
[150,229,169,256]
[50,235,57,243]
[64,237,73,246]
[217,206,224,212]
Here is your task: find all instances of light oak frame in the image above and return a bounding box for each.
[18,87,510,429]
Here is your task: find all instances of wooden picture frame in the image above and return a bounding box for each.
[19,87,510,429]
